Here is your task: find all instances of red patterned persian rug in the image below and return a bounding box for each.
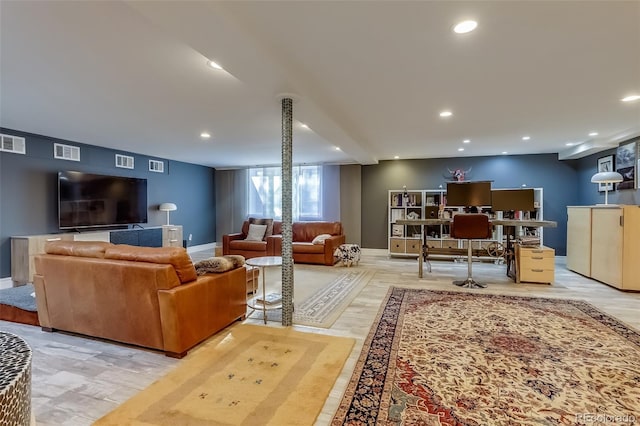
[332,288,640,425]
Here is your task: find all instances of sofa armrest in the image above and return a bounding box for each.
[222,233,245,255]
[323,235,346,265]
[158,267,247,355]
[267,234,282,256]
[32,274,51,329]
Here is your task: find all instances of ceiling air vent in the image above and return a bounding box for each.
[149,159,164,173]
[116,154,135,169]
[54,143,80,161]
[0,134,26,154]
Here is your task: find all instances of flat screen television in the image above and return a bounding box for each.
[446,181,492,207]
[491,188,535,211]
[58,171,148,229]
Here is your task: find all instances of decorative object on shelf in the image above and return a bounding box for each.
[446,167,472,182]
[590,171,623,205]
[615,140,636,190]
[159,202,177,225]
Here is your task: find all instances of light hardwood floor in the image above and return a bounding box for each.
[1,249,638,426]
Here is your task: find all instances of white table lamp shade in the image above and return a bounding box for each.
[591,171,623,205]
[159,203,177,225]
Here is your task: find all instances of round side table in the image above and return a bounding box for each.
[0,331,32,426]
[245,256,283,324]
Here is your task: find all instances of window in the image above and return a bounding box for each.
[248,165,322,221]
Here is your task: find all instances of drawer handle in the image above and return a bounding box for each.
[532,250,543,253]
[169,239,178,242]
[532,256,543,260]
[46,238,62,241]
[532,269,544,272]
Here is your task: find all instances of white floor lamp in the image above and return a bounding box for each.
[591,171,623,205]
[159,203,177,225]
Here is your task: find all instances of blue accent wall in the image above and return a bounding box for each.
[0,128,216,279]
[360,153,582,255]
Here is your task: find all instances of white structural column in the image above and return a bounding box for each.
[280,96,294,326]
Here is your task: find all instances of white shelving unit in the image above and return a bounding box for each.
[388,187,544,259]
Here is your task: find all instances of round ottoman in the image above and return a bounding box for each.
[0,332,32,426]
[333,243,361,267]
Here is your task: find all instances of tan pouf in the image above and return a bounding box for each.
[0,332,32,426]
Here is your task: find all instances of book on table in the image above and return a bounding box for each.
[256,293,282,305]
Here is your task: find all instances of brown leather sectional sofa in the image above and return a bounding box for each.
[223,221,345,265]
[33,241,247,358]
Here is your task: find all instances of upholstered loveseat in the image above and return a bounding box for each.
[223,220,345,266]
[33,241,247,358]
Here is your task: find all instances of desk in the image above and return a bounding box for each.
[245,256,282,324]
[396,218,557,279]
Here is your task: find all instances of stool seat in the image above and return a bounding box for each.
[334,244,361,267]
[450,214,492,288]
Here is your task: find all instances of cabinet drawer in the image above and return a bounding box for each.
[519,246,554,259]
[406,239,421,254]
[519,255,554,270]
[389,238,406,253]
[520,268,554,284]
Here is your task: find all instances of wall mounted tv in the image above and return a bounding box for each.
[446,181,492,207]
[58,171,148,229]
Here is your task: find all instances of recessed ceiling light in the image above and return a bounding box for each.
[458,148,464,152]
[453,20,478,34]
[589,132,598,137]
[300,123,309,129]
[522,136,530,141]
[463,139,471,144]
[206,60,223,70]
[200,132,211,139]
[502,151,508,155]
[621,94,640,102]
[566,142,575,146]
[394,155,400,159]
[335,147,341,151]
[439,111,453,118]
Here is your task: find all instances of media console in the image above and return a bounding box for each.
[10,225,183,285]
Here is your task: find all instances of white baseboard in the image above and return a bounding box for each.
[0,277,14,290]
[187,242,217,254]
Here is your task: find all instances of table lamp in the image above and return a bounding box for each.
[591,171,623,205]
[159,203,177,225]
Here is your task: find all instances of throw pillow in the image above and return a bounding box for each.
[312,233,333,245]
[248,217,274,240]
[194,257,233,274]
[245,223,267,241]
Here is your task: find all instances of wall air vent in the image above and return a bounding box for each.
[54,143,80,161]
[0,134,26,154]
[116,154,135,169]
[149,159,164,173]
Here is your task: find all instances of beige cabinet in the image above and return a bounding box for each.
[516,245,555,284]
[566,207,592,276]
[11,234,74,285]
[162,225,183,247]
[567,205,640,291]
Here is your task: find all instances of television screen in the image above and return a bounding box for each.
[446,181,492,207]
[491,188,535,211]
[58,171,148,229]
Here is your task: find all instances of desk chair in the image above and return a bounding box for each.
[450,214,493,288]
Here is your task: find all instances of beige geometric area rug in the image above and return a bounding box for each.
[333,288,640,425]
[251,265,374,328]
[94,324,354,425]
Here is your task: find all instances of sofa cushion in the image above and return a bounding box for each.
[229,239,268,251]
[245,224,267,241]
[45,240,113,258]
[194,255,245,275]
[292,242,325,254]
[104,245,197,283]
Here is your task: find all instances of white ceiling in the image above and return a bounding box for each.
[1,1,639,168]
